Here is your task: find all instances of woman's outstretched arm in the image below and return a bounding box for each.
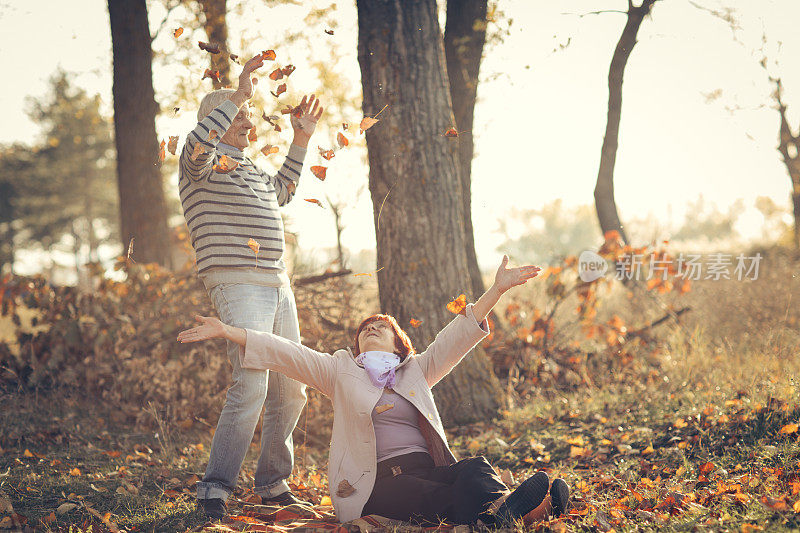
[416,255,540,387]
[472,255,541,322]
[177,315,338,396]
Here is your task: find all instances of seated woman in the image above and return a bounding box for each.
[177,256,569,527]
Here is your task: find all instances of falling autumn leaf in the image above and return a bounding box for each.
[446,294,467,315]
[337,132,349,148]
[208,130,219,141]
[261,49,276,60]
[260,144,279,156]
[320,495,333,506]
[167,136,179,155]
[271,83,287,98]
[173,107,180,114]
[269,67,284,81]
[359,116,379,134]
[310,166,327,181]
[173,28,183,38]
[410,318,422,328]
[342,122,349,131]
[158,139,166,162]
[304,198,324,208]
[444,127,459,137]
[281,64,296,77]
[202,69,221,82]
[212,154,239,173]
[247,238,260,254]
[318,147,335,160]
[198,41,221,54]
[190,143,205,161]
[229,53,239,62]
[324,29,335,35]
[247,129,257,142]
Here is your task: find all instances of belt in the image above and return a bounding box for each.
[375,452,434,480]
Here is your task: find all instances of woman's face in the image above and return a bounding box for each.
[357,320,398,354]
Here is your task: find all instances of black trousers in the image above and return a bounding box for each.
[362,452,508,525]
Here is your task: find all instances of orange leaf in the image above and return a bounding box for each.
[269,67,284,81]
[167,136,179,155]
[247,238,260,254]
[310,166,327,181]
[318,147,335,160]
[190,143,205,161]
[337,132,349,148]
[699,461,715,475]
[198,41,221,54]
[779,423,798,435]
[247,129,257,142]
[260,144,279,156]
[409,318,422,328]
[208,130,219,141]
[158,139,166,162]
[304,198,324,208]
[173,28,183,38]
[212,154,239,173]
[271,83,287,98]
[443,127,458,137]
[793,499,800,513]
[281,65,296,77]
[446,294,467,315]
[70,468,81,476]
[359,116,379,134]
[42,512,56,524]
[261,49,276,61]
[202,69,221,82]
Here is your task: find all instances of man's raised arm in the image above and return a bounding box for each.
[179,55,264,182]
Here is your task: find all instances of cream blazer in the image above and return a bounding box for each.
[238,304,490,522]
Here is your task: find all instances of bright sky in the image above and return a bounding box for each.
[1,0,798,277]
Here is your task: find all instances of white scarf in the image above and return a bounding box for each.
[356,350,401,388]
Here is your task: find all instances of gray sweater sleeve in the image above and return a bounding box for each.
[179,99,240,182]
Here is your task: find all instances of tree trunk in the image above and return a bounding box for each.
[772,77,800,250]
[594,0,655,244]
[357,0,503,426]
[199,0,231,89]
[444,0,487,299]
[108,0,173,268]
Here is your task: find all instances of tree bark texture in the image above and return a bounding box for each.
[357,0,503,426]
[108,0,173,267]
[199,0,231,89]
[444,0,487,299]
[594,0,656,244]
[773,77,800,250]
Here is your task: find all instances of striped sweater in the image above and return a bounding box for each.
[178,98,306,291]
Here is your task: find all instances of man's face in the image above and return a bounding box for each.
[219,105,255,150]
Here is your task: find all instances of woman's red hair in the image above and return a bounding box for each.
[354,314,415,359]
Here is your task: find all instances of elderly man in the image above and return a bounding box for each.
[178,54,323,519]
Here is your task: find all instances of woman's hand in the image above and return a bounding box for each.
[494,255,541,294]
[290,94,324,147]
[472,255,540,322]
[177,315,228,343]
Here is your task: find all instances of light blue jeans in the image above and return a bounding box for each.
[196,283,307,501]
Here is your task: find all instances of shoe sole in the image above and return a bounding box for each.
[550,478,570,517]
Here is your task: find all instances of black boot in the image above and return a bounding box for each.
[198,497,227,520]
[493,471,549,527]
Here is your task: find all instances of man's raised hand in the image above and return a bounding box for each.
[290,94,324,145]
[231,55,265,106]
